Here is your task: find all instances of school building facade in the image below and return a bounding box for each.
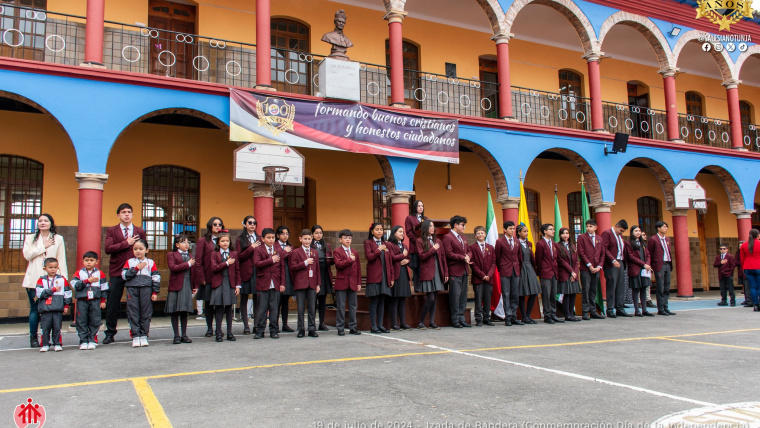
[0,0,759,319]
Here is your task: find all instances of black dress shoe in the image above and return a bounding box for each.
[607,312,618,319]
[226,334,236,341]
[634,312,643,317]
[378,326,390,333]
[181,336,192,343]
[504,319,512,326]
[513,318,524,326]
[730,300,736,307]
[717,301,728,306]
[270,332,280,339]
[349,328,362,335]
[173,337,181,344]
[551,316,564,323]
[657,311,669,316]
[582,314,591,320]
[623,304,631,309]
[616,310,633,317]
[565,317,581,322]
[642,311,654,317]
[523,318,537,324]
[391,325,402,331]
[308,331,319,337]
[337,330,345,336]
[102,336,114,345]
[462,322,472,328]
[297,330,305,338]
[452,323,463,328]
[243,328,251,335]
[282,325,295,333]
[429,323,440,329]
[646,300,656,308]
[253,333,263,339]
[665,309,676,315]
[544,317,555,324]
[205,329,214,337]
[483,320,495,326]
[318,324,330,331]
[400,324,414,330]
[475,321,483,326]
[370,327,381,334]
[215,336,224,342]
[30,335,40,348]
[417,323,427,330]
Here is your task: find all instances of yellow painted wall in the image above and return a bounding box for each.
[0,111,79,225]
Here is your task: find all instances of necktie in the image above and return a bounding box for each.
[123,227,129,239]
[616,232,623,259]
[591,235,595,247]
[480,244,485,253]
[457,234,464,248]
[548,240,553,257]
[509,238,513,249]
[663,237,670,262]
[268,247,273,256]
[223,251,228,261]
[181,252,188,260]
[722,254,725,260]
[250,234,255,244]
[345,248,351,257]
[305,248,310,258]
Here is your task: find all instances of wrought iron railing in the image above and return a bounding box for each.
[404,70,499,118]
[0,6,85,65]
[677,113,732,149]
[742,122,760,152]
[601,102,668,141]
[511,87,591,130]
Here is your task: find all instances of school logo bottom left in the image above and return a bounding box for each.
[13,398,45,428]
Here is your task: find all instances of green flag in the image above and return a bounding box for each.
[553,192,562,243]
[581,179,605,313]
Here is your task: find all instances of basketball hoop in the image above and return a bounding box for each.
[690,198,712,215]
[263,166,289,191]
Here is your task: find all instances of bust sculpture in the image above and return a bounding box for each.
[321,9,353,61]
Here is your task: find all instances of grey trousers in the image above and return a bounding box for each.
[448,274,468,324]
[255,289,280,334]
[654,263,672,312]
[335,289,357,332]
[604,264,626,312]
[580,270,599,314]
[473,283,492,322]
[76,299,101,343]
[540,277,557,318]
[500,274,520,320]
[296,288,317,332]
[40,311,62,347]
[126,287,153,337]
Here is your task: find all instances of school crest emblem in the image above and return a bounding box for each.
[695,0,754,31]
[255,97,296,136]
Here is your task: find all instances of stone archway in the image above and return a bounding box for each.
[699,165,745,212]
[673,30,737,82]
[622,158,677,211]
[460,140,508,200]
[539,148,603,205]
[504,0,598,54]
[597,12,675,70]
[735,45,760,80]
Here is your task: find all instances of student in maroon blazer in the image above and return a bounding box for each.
[443,215,472,328]
[252,228,284,339]
[387,225,413,330]
[333,229,362,336]
[648,221,675,315]
[470,226,496,326]
[365,223,394,333]
[103,203,147,344]
[166,233,197,344]
[495,220,523,326]
[405,200,428,290]
[601,219,630,317]
[714,244,737,306]
[576,219,605,320]
[209,232,240,342]
[311,225,334,331]
[274,226,295,333]
[625,226,653,317]
[289,229,321,338]
[235,215,260,335]
[535,224,561,324]
[557,228,581,322]
[416,220,448,329]
[193,217,224,337]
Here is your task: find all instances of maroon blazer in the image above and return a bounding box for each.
[166,251,195,292]
[469,242,496,285]
[557,242,579,283]
[387,241,410,282]
[104,224,147,278]
[416,238,448,282]
[404,215,427,255]
[192,236,216,286]
[714,253,736,279]
[253,244,284,292]
[210,250,241,289]
[648,234,672,272]
[601,229,626,269]
[333,246,361,291]
[364,239,394,285]
[625,241,651,278]
[576,233,604,272]
[534,238,559,280]
[495,236,521,277]
[442,232,471,277]
[289,246,321,290]
[235,233,260,282]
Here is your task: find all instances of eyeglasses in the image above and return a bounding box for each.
[212,223,222,227]
[246,221,256,225]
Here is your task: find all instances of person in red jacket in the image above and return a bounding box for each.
[535,224,562,324]
[289,229,321,338]
[333,229,362,336]
[577,219,605,320]
[405,200,428,292]
[735,243,750,306]
[557,228,581,322]
[166,234,196,344]
[495,221,522,326]
[235,215,260,335]
[443,215,472,328]
[601,219,630,317]
[417,220,448,329]
[387,225,413,330]
[625,226,653,317]
[649,221,676,316]
[739,229,760,311]
[714,244,737,306]
[193,217,225,337]
[470,226,496,326]
[365,223,394,334]
[209,232,240,342]
[253,228,284,339]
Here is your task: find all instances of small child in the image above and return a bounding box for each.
[333,229,362,336]
[122,239,160,348]
[167,233,196,344]
[210,231,241,342]
[71,251,108,350]
[253,228,284,339]
[469,226,496,326]
[714,244,736,306]
[289,229,321,338]
[36,258,71,352]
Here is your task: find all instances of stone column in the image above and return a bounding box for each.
[255,0,272,88]
[492,33,514,119]
[250,183,274,231]
[733,210,755,243]
[583,52,605,132]
[83,0,105,65]
[75,173,108,269]
[384,9,408,107]
[388,191,414,229]
[724,80,746,150]
[660,67,682,142]
[670,210,693,297]
[496,197,520,225]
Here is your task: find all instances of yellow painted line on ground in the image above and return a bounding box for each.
[659,337,760,351]
[133,378,173,428]
[0,378,131,394]
[664,328,760,338]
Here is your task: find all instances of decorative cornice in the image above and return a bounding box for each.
[75,173,108,190]
[383,9,407,24]
[490,32,514,45]
[591,202,615,212]
[248,183,273,199]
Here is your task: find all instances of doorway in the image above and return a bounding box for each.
[273,179,310,236]
[696,211,709,291]
[478,57,499,119]
[148,0,196,79]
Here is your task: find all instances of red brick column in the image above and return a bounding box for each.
[389,192,414,229]
[660,68,681,142]
[497,197,519,225]
[385,10,407,107]
[724,80,746,150]
[671,210,693,297]
[493,33,513,119]
[84,0,105,65]
[255,0,272,88]
[584,53,604,132]
[75,173,108,269]
[734,211,754,243]
[251,183,274,232]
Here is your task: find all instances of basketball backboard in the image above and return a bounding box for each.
[233,143,305,186]
[674,179,706,209]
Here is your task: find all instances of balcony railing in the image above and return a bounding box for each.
[511,87,591,130]
[742,122,760,152]
[678,113,732,149]
[601,102,668,141]
[405,70,499,119]
[0,7,85,65]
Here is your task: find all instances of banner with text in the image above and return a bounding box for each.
[229,88,459,163]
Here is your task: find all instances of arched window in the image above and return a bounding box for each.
[385,39,420,108]
[559,69,583,97]
[525,188,541,243]
[558,69,586,130]
[142,165,200,268]
[685,91,704,117]
[271,18,311,95]
[372,178,391,232]
[0,155,43,272]
[0,0,47,61]
[627,81,650,108]
[740,101,753,124]
[566,191,594,244]
[637,196,661,239]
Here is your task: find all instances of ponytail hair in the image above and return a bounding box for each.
[749,229,759,254]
